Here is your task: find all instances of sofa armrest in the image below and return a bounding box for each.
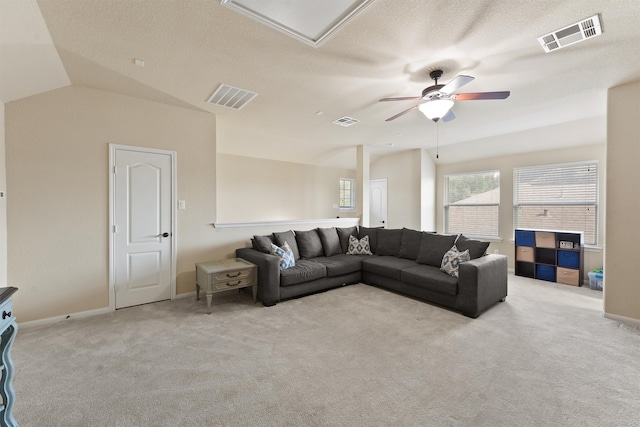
[457,254,508,318]
[236,248,281,306]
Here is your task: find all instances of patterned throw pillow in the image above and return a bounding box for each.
[440,245,471,278]
[347,235,373,255]
[270,241,296,270]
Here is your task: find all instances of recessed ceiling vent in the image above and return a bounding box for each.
[538,14,602,53]
[332,116,360,127]
[207,84,257,110]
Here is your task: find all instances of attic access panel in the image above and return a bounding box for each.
[220,0,373,47]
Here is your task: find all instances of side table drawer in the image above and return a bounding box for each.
[214,277,253,291]
[0,298,14,331]
[214,268,251,282]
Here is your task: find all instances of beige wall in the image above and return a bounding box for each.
[371,149,436,230]
[435,144,606,278]
[216,153,356,223]
[0,102,6,285]
[605,80,640,324]
[6,86,217,322]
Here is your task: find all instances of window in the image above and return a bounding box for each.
[339,178,355,210]
[445,171,500,238]
[514,161,598,245]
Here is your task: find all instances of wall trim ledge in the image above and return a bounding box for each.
[603,312,640,329]
[213,217,360,229]
[19,306,113,329]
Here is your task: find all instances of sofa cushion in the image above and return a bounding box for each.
[317,227,342,257]
[273,230,300,260]
[295,229,324,259]
[347,235,373,255]
[336,226,358,254]
[440,245,470,278]
[358,227,379,253]
[270,242,296,270]
[309,254,363,277]
[279,259,327,287]
[400,264,459,296]
[398,228,423,260]
[252,234,274,254]
[416,233,458,267]
[455,234,490,259]
[376,228,403,256]
[361,256,418,281]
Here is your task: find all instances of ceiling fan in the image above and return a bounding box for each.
[379,70,510,122]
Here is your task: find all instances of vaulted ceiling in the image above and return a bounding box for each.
[2,1,639,167]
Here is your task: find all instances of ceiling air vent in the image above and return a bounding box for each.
[538,14,602,53]
[207,84,257,110]
[332,116,360,127]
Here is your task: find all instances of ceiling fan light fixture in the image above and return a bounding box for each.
[418,99,454,121]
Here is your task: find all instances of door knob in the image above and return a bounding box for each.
[160,232,170,238]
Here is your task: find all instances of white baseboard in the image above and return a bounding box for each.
[604,312,640,329]
[19,306,113,329]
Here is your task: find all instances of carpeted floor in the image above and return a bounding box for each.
[11,274,640,426]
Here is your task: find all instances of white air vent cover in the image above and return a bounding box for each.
[332,116,360,127]
[538,15,602,53]
[207,84,257,109]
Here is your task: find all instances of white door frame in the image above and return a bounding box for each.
[370,178,388,228]
[108,144,177,310]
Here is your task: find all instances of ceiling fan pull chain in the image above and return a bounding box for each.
[436,122,439,159]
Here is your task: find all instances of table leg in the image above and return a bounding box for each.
[251,285,258,303]
[206,293,213,314]
[196,283,200,301]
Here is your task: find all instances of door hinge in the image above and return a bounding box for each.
[113,166,117,174]
[113,225,118,233]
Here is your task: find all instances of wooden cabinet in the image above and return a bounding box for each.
[515,229,584,286]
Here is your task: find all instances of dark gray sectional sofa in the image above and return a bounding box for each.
[236,226,508,318]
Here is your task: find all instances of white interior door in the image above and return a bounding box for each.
[370,179,387,228]
[112,147,174,309]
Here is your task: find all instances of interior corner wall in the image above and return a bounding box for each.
[420,149,436,232]
[216,153,357,223]
[6,86,217,322]
[371,149,426,230]
[435,144,606,277]
[0,102,7,286]
[605,80,640,324]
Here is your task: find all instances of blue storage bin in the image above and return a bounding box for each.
[515,230,535,247]
[557,250,580,268]
[536,264,556,282]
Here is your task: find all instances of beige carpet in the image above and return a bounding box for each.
[12,274,640,426]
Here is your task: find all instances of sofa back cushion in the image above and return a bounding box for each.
[455,234,490,259]
[317,227,342,257]
[416,233,458,267]
[336,226,358,254]
[358,227,379,253]
[252,234,274,254]
[398,228,423,260]
[376,228,403,256]
[295,229,324,259]
[273,230,301,260]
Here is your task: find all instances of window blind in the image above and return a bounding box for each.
[514,161,598,245]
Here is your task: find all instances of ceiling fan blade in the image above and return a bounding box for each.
[379,96,422,102]
[442,110,456,122]
[385,105,418,121]
[454,91,511,100]
[440,75,474,95]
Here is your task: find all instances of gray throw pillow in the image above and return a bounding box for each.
[336,226,358,254]
[455,234,490,259]
[416,233,458,267]
[273,230,300,260]
[376,228,403,256]
[252,234,274,254]
[398,228,423,260]
[294,229,324,259]
[317,227,342,257]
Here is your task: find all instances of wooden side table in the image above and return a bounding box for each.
[195,258,257,314]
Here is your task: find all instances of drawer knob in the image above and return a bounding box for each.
[2,311,11,320]
[226,281,242,287]
[226,272,241,278]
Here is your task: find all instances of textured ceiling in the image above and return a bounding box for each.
[3,1,640,167]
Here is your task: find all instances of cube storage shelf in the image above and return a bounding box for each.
[515,229,584,286]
